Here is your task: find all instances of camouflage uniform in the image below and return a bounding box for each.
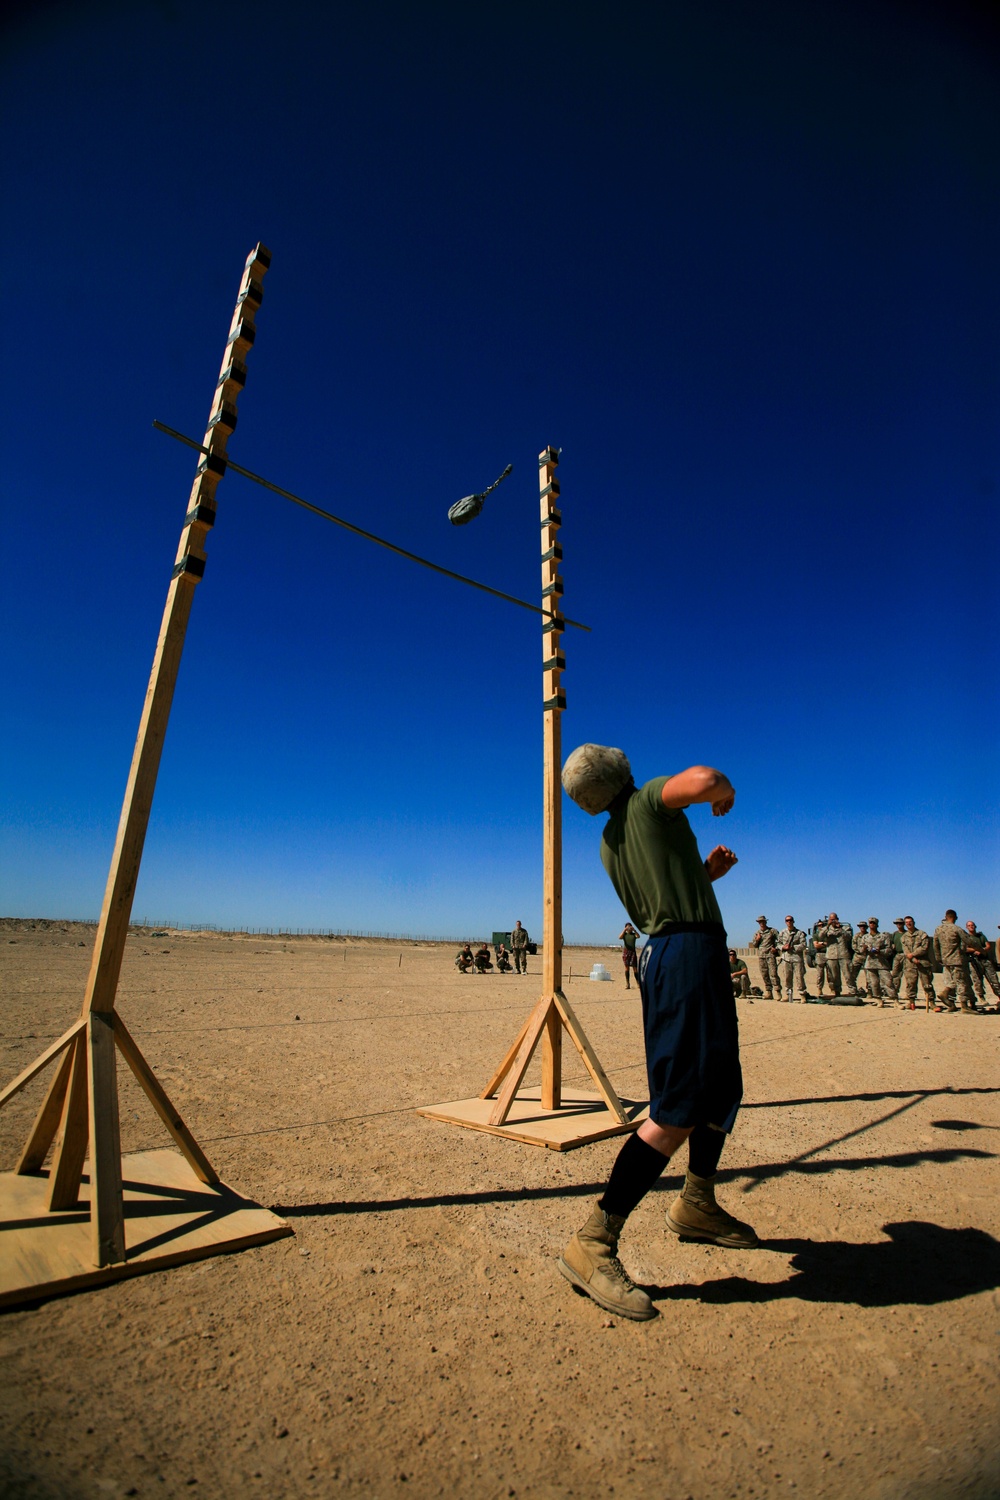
[825,920,859,997]
[862,926,897,1004]
[510,923,530,974]
[933,920,972,1011]
[811,920,835,996]
[750,921,781,1000]
[965,927,1000,1004]
[852,926,869,993]
[900,928,936,1006]
[890,921,906,988]
[778,924,808,1001]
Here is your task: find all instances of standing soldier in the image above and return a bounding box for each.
[862,918,898,1006]
[750,916,781,1000]
[510,919,530,975]
[778,915,809,1003]
[933,909,973,1013]
[619,923,640,990]
[852,921,870,996]
[729,949,751,999]
[824,912,860,1000]
[890,918,907,991]
[811,917,832,998]
[965,920,1000,1008]
[900,916,936,1009]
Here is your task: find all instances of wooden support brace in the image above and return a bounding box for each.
[17,1043,75,1174]
[48,1034,91,1210]
[488,996,552,1127]
[0,1018,86,1111]
[114,1015,218,1184]
[551,991,628,1124]
[479,1013,533,1100]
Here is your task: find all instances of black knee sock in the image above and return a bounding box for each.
[687,1124,726,1179]
[598,1134,670,1219]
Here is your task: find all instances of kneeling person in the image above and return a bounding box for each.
[729,949,751,998]
[558,744,757,1323]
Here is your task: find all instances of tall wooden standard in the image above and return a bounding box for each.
[419,448,645,1149]
[0,245,290,1300]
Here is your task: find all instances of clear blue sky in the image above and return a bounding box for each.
[2,1,998,944]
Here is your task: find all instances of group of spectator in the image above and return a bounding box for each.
[735,911,1000,1012]
[455,921,531,975]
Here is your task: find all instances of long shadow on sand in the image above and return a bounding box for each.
[646,1221,1000,1308]
[742,1084,1000,1110]
[274,1146,993,1218]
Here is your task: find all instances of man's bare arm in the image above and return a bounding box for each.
[660,766,735,816]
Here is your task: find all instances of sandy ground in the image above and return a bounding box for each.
[0,920,998,1500]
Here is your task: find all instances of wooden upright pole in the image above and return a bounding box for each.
[539,446,565,1110]
[421,445,635,1145]
[2,244,271,1269]
[82,242,271,1024]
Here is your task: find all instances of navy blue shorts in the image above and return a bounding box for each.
[637,929,743,1132]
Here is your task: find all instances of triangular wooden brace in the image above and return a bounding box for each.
[484,992,628,1128]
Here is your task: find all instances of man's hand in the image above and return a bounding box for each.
[704,845,738,881]
[711,792,735,816]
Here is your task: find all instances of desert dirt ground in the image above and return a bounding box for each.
[0,920,998,1500]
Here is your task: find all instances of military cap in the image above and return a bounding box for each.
[893,917,905,925]
[756,914,767,922]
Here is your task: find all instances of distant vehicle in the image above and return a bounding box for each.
[492,929,538,955]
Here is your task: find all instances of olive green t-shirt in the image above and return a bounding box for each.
[600,776,724,934]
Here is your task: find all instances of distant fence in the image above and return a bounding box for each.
[3,917,757,951]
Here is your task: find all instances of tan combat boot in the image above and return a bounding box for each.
[665,1170,758,1248]
[557,1204,656,1321]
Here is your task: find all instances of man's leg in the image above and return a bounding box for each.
[969,960,985,1005]
[780,958,792,1002]
[793,954,807,1002]
[938,968,957,1011]
[665,1123,758,1248]
[919,967,936,1007]
[558,1120,691,1321]
[839,956,859,997]
[955,962,975,1011]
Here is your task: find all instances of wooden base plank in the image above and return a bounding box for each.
[0,1148,292,1309]
[417,1088,647,1151]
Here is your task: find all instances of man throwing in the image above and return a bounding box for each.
[557,744,756,1322]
